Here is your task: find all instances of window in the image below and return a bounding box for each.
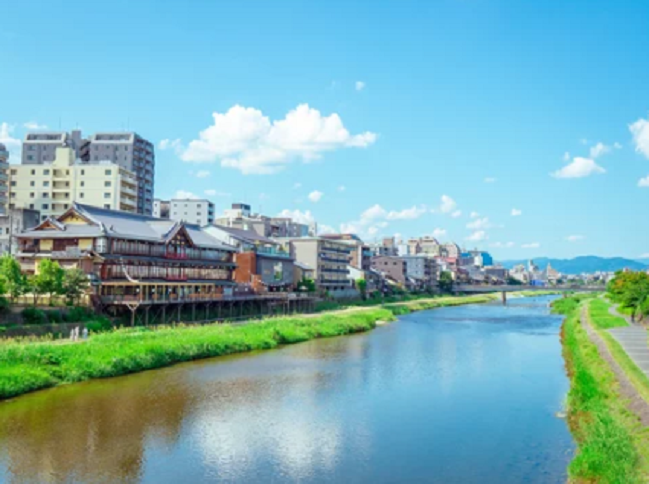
[80,181,85,187]
[30,181,35,187]
[29,204,34,209]
[27,156,34,161]
[10,192,15,198]
[29,192,34,198]
[104,181,111,187]
[81,169,85,175]
[41,215,47,221]
[105,169,111,176]
[43,181,49,187]
[10,169,16,175]
[42,193,49,198]
[31,169,35,175]
[42,204,49,210]
[10,181,15,187]
[104,193,110,199]
[104,204,110,209]
[43,169,50,175]
[80,193,84,199]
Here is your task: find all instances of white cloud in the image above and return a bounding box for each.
[451,210,462,218]
[466,217,490,230]
[174,190,199,200]
[277,209,316,225]
[367,226,379,236]
[308,190,323,203]
[614,142,623,149]
[439,195,457,214]
[466,231,487,242]
[318,224,337,234]
[521,242,540,249]
[180,104,377,174]
[638,175,649,187]
[195,170,210,178]
[204,189,230,197]
[386,205,427,220]
[589,142,612,159]
[640,253,649,259]
[563,152,570,161]
[470,211,480,218]
[360,204,388,222]
[484,177,497,183]
[23,121,48,130]
[511,208,522,216]
[338,185,346,192]
[432,228,447,238]
[293,182,302,189]
[491,241,515,248]
[355,81,366,91]
[551,157,605,178]
[630,116,649,159]
[566,235,584,242]
[376,221,389,228]
[159,138,183,153]
[580,138,589,145]
[0,122,21,161]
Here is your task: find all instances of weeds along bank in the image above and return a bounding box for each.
[0,293,500,401]
[556,296,649,483]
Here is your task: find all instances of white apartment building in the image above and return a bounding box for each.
[0,143,8,215]
[155,198,215,226]
[8,147,138,221]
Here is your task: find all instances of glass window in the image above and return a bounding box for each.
[104,193,110,198]
[29,192,34,198]
[43,169,50,175]
[80,181,85,187]
[30,181,35,187]
[81,169,85,175]
[10,181,15,187]
[80,193,84,198]
[42,193,49,198]
[43,181,49,187]
[105,169,111,175]
[104,181,111,187]
[42,204,49,209]
[104,204,110,209]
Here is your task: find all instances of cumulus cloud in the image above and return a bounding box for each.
[318,224,337,235]
[470,211,480,218]
[0,122,21,161]
[466,231,487,242]
[466,217,490,230]
[23,121,48,130]
[355,81,366,91]
[432,228,447,238]
[277,209,316,225]
[638,175,649,187]
[521,242,540,249]
[204,189,230,197]
[451,210,462,218]
[566,235,584,242]
[159,138,183,153]
[179,104,377,174]
[511,208,522,216]
[386,205,427,220]
[484,177,497,183]
[439,195,457,214]
[308,190,323,202]
[551,157,605,178]
[174,190,199,200]
[630,116,649,159]
[195,170,210,178]
[589,142,611,159]
[491,241,515,248]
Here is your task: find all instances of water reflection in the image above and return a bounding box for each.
[0,296,573,483]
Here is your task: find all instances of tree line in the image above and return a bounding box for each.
[607,270,649,322]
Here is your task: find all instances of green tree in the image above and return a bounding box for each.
[62,268,90,305]
[356,278,367,300]
[607,271,649,321]
[0,254,27,302]
[34,259,65,305]
[298,278,316,293]
[438,271,454,293]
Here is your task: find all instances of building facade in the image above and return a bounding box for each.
[0,143,8,215]
[22,130,87,164]
[0,208,40,255]
[215,203,312,238]
[371,256,408,286]
[401,255,439,290]
[320,234,372,271]
[8,147,138,221]
[154,198,215,226]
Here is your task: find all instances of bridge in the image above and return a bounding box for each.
[453,284,603,303]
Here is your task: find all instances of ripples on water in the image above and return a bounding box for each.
[0,296,573,484]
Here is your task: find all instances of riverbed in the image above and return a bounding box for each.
[0,296,573,483]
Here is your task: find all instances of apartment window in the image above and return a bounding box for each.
[66,170,69,175]
[29,204,34,209]
[30,181,35,187]
[43,169,50,175]
[31,169,35,175]
[43,181,49,187]
[81,169,85,175]
[80,193,84,199]
[80,181,85,187]
[104,193,110,199]
[10,192,15,198]
[10,169,16,175]
[42,193,49,198]
[105,169,111,176]
[27,156,34,161]
[42,204,49,210]
[29,192,34,198]
[42,215,47,221]
[28,145,34,151]
[10,181,15,187]
[104,181,111,187]
[104,204,110,209]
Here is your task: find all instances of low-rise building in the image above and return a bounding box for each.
[408,236,442,256]
[8,147,138,221]
[0,143,8,215]
[401,255,439,290]
[154,198,215,226]
[0,208,40,255]
[215,203,314,238]
[371,255,408,287]
[320,233,372,271]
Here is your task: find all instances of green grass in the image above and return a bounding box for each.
[589,298,629,330]
[561,299,644,483]
[0,293,500,401]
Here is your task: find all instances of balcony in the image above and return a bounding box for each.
[165,252,188,260]
[256,246,291,259]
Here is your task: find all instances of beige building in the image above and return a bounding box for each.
[0,143,8,215]
[8,147,138,221]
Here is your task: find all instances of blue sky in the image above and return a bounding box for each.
[1,0,649,260]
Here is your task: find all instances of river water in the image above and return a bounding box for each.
[0,296,574,483]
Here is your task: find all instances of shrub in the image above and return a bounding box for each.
[22,307,48,325]
[44,310,64,323]
[65,306,95,322]
[85,317,113,333]
[0,297,9,315]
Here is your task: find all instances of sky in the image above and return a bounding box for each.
[1,0,649,260]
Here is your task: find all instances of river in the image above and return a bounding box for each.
[0,295,574,483]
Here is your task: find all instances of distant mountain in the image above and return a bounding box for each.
[497,256,648,275]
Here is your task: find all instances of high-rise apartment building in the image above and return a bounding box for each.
[0,208,40,254]
[0,143,8,215]
[8,147,138,220]
[154,198,215,226]
[215,203,313,237]
[22,130,155,215]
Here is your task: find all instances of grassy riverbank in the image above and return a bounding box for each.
[558,296,649,483]
[0,293,500,401]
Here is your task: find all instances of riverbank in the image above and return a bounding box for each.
[558,296,649,483]
[0,293,500,402]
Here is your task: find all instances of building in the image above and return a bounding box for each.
[320,233,372,271]
[86,132,155,215]
[545,263,561,284]
[0,143,8,215]
[204,225,294,293]
[371,255,408,286]
[484,266,508,282]
[442,242,461,258]
[0,208,40,255]
[401,255,439,290]
[21,130,87,164]
[152,199,170,219]
[8,147,138,221]
[370,236,399,257]
[279,237,353,295]
[215,203,313,238]
[408,236,442,256]
[154,198,215,226]
[15,203,237,324]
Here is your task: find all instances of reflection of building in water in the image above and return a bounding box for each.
[436,334,458,394]
[0,371,194,483]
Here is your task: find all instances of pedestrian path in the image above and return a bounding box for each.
[608,325,649,376]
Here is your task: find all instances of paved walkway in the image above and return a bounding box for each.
[609,303,635,325]
[608,324,649,376]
